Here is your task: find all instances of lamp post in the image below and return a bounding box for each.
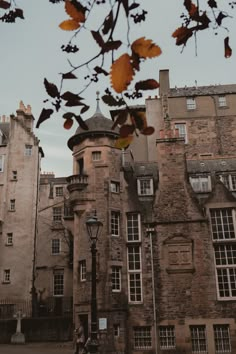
[86,214,103,354]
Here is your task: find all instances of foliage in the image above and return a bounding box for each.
[0,0,235,148]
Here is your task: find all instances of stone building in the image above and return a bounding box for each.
[0,102,43,317]
[66,72,236,354]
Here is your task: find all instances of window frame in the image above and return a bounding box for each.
[159,326,176,350]
[53,206,62,222]
[55,186,63,197]
[6,233,13,246]
[110,181,120,193]
[3,269,10,283]
[127,245,142,303]
[79,260,86,282]
[218,95,227,108]
[92,151,101,161]
[220,174,236,191]
[214,324,231,353]
[51,238,60,255]
[111,211,120,237]
[10,199,15,211]
[174,122,188,143]
[137,178,154,196]
[53,270,64,296]
[190,325,208,354]
[126,213,141,242]
[189,175,212,193]
[111,266,121,292]
[0,155,4,172]
[186,97,196,110]
[133,326,152,350]
[25,144,33,156]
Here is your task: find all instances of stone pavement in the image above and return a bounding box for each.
[0,342,74,354]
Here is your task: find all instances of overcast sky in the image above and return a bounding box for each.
[0,0,236,176]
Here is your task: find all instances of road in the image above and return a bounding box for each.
[0,342,74,354]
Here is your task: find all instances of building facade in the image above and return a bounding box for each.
[67,72,236,353]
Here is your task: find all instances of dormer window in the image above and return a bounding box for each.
[186,97,196,110]
[189,175,211,193]
[137,178,154,196]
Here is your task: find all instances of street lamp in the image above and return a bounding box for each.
[86,213,103,353]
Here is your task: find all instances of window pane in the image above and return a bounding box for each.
[190,326,207,353]
[134,327,152,349]
[214,325,231,353]
[53,271,64,296]
[111,266,121,291]
[210,209,235,240]
[159,326,176,349]
[127,213,140,241]
[111,211,120,236]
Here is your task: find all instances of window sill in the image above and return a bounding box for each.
[5,243,13,247]
[8,210,15,212]
[2,281,10,284]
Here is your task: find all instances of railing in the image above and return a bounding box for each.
[66,174,88,192]
[0,299,32,319]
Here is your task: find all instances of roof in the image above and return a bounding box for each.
[187,158,236,174]
[169,84,236,98]
[0,122,10,138]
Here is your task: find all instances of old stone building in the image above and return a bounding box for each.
[66,72,236,354]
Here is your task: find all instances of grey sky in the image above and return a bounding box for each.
[0,0,235,176]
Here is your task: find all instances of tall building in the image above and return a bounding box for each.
[67,72,236,354]
[0,102,43,317]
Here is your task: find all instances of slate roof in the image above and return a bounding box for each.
[187,158,236,173]
[169,84,236,97]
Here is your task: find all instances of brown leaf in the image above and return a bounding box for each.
[112,110,128,129]
[131,111,147,131]
[102,10,113,35]
[15,8,24,19]
[59,19,81,31]
[0,1,10,9]
[184,0,198,17]
[63,112,75,119]
[36,108,54,128]
[64,117,74,129]
[172,26,193,46]
[74,115,89,130]
[102,40,122,53]
[121,0,129,16]
[80,105,90,114]
[44,78,60,98]
[115,135,133,149]
[120,124,135,138]
[102,94,125,107]
[110,54,134,93]
[61,91,83,101]
[131,51,140,71]
[208,0,217,8]
[141,126,155,135]
[135,79,159,91]
[65,0,85,22]
[91,30,104,48]
[62,72,77,79]
[216,12,228,26]
[224,37,232,58]
[131,37,162,58]
[94,66,109,76]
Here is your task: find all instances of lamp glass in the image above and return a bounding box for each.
[86,216,103,242]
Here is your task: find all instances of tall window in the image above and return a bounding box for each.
[127,213,141,242]
[79,260,86,281]
[186,97,196,110]
[218,96,227,107]
[210,208,236,299]
[111,211,120,236]
[220,174,236,191]
[25,144,32,156]
[159,326,176,350]
[190,325,207,354]
[111,266,121,292]
[0,155,4,172]
[12,171,17,180]
[6,233,13,246]
[110,181,120,193]
[214,325,231,353]
[53,270,64,296]
[189,175,211,193]
[55,186,63,197]
[52,239,60,254]
[92,151,101,161]
[3,269,10,283]
[133,327,152,350]
[114,324,120,337]
[175,123,188,143]
[137,178,154,196]
[10,199,15,211]
[53,207,62,222]
[127,245,142,302]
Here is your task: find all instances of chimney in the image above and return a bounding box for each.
[159,69,170,96]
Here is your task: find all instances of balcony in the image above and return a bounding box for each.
[66,174,88,193]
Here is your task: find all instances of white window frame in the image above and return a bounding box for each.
[6,233,13,246]
[218,95,227,108]
[25,144,33,156]
[111,211,120,237]
[174,123,188,143]
[126,213,141,242]
[137,178,154,196]
[127,245,142,303]
[53,270,64,296]
[159,326,176,350]
[111,266,121,292]
[3,269,10,283]
[0,155,4,172]
[10,199,15,211]
[214,324,231,353]
[55,186,63,197]
[186,97,196,110]
[53,207,62,222]
[114,324,120,337]
[92,151,101,161]
[133,326,152,350]
[51,239,60,255]
[190,325,208,354]
[189,175,212,193]
[110,181,120,193]
[220,174,236,191]
[79,260,86,282]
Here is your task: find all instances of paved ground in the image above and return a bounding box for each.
[0,342,74,354]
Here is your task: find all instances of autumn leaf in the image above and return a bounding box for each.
[61,91,83,101]
[74,115,89,130]
[0,1,10,10]
[36,108,54,128]
[112,110,128,129]
[172,26,193,46]
[63,112,75,120]
[141,126,155,135]
[135,79,159,91]
[44,78,60,98]
[62,72,77,79]
[64,117,74,129]
[94,66,109,76]
[102,40,122,53]
[131,37,162,58]
[120,124,135,137]
[91,30,104,48]
[115,135,133,149]
[208,0,217,8]
[102,94,125,107]
[216,12,228,26]
[59,19,81,31]
[65,0,85,22]
[102,10,113,35]
[131,111,147,131]
[224,37,232,58]
[110,53,134,93]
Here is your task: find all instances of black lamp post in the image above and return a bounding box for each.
[86,214,103,354]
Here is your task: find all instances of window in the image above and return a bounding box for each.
[127,213,141,242]
[186,97,196,110]
[134,326,152,350]
[55,187,63,197]
[3,269,10,283]
[79,260,86,281]
[111,211,120,236]
[190,325,207,354]
[0,155,4,172]
[25,144,32,156]
[220,174,236,191]
[53,270,64,296]
[159,326,176,350]
[114,324,120,337]
[210,208,236,241]
[111,266,121,292]
[6,233,13,246]
[137,178,154,196]
[51,239,60,254]
[127,245,142,302]
[214,325,231,353]
[218,96,227,107]
[110,181,120,193]
[10,199,15,211]
[92,151,101,161]
[189,175,211,193]
[53,207,62,222]
[175,123,188,143]
[12,171,17,180]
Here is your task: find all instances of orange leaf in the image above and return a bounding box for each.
[110,54,134,93]
[172,26,193,46]
[224,36,232,58]
[59,19,81,31]
[115,136,133,149]
[64,117,74,129]
[131,37,162,58]
[65,0,85,22]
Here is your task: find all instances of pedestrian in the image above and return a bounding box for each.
[74,319,85,354]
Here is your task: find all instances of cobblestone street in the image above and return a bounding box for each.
[0,342,74,354]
